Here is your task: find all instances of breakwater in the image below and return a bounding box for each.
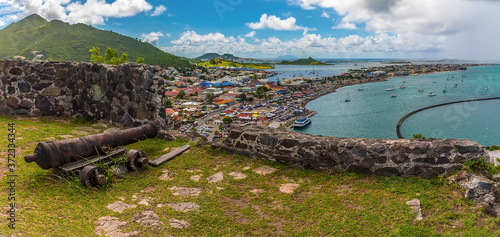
[396,97,500,139]
[213,126,489,178]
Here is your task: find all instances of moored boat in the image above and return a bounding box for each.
[292,116,311,128]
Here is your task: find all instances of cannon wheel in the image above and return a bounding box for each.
[80,165,107,188]
[126,149,149,171]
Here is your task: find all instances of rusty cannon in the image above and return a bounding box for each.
[25,123,157,171]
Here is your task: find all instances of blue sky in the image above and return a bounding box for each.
[1,0,500,60]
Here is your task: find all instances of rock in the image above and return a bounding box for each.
[190,175,201,182]
[405,198,423,221]
[106,201,137,213]
[207,172,224,183]
[169,187,202,196]
[169,219,190,229]
[41,87,61,96]
[492,174,500,182]
[159,170,175,181]
[250,189,265,194]
[110,164,128,176]
[6,97,19,109]
[228,172,247,180]
[138,198,150,206]
[94,216,138,237]
[253,165,277,175]
[279,183,300,194]
[134,211,163,228]
[167,202,200,212]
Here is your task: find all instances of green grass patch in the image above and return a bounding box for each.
[1,115,499,236]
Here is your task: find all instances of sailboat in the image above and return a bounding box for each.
[442,83,447,93]
[418,89,424,92]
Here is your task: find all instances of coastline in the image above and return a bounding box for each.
[300,68,473,121]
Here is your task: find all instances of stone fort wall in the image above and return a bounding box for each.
[0,60,168,128]
[214,127,490,178]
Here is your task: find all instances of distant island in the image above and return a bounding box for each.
[278,57,328,65]
[198,58,274,69]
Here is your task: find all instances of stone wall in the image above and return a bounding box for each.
[214,127,490,178]
[0,60,168,128]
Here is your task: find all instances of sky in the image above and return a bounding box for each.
[1,0,500,60]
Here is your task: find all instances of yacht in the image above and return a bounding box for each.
[385,88,394,91]
[442,89,447,93]
[292,116,311,128]
[357,87,364,91]
[428,92,436,97]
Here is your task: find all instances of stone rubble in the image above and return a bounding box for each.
[405,199,423,221]
[228,172,247,180]
[169,219,190,229]
[279,183,300,194]
[207,172,224,183]
[106,201,137,213]
[94,216,139,237]
[134,211,163,228]
[167,202,201,212]
[253,165,277,175]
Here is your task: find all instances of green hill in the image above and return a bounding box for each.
[198,58,273,69]
[0,14,191,68]
[278,57,328,65]
[196,53,241,61]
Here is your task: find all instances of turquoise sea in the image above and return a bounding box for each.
[295,65,500,146]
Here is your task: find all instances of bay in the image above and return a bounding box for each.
[298,65,500,146]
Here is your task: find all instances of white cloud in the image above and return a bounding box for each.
[164,30,440,58]
[171,30,235,45]
[3,0,154,26]
[246,13,313,31]
[287,0,500,60]
[245,31,256,38]
[141,31,164,46]
[320,12,329,18]
[150,4,166,16]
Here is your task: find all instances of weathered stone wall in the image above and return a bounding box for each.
[214,127,490,178]
[0,60,167,128]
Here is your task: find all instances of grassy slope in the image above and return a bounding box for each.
[0,14,191,68]
[0,116,499,236]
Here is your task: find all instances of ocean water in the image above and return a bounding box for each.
[266,62,385,81]
[299,65,500,146]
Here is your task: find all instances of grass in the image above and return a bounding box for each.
[1,115,500,236]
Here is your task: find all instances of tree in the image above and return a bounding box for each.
[209,58,217,64]
[206,93,215,104]
[88,47,128,65]
[175,90,186,99]
[238,93,248,101]
[222,116,233,124]
[89,47,104,63]
[136,57,145,63]
[164,99,173,108]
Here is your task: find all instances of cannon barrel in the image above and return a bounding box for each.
[25,123,157,170]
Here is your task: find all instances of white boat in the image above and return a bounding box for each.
[428,92,436,97]
[357,87,364,91]
[485,87,489,90]
[386,88,394,91]
[292,116,311,128]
